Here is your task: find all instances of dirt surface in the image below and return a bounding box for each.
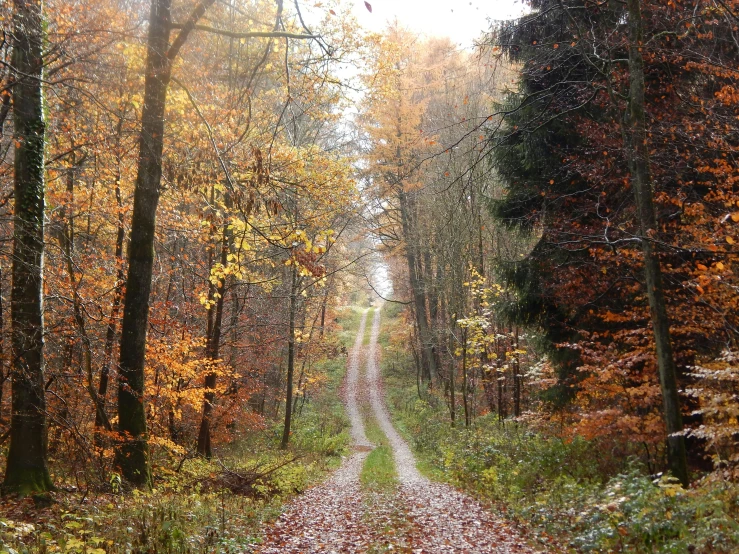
[345,310,373,450]
[256,306,539,553]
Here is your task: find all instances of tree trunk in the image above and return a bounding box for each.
[496,332,506,422]
[281,264,298,449]
[115,0,173,488]
[398,188,437,384]
[625,0,689,486]
[3,0,53,495]
[449,338,456,428]
[513,327,521,417]
[197,217,229,458]
[95,167,125,441]
[462,327,470,428]
[0,263,6,424]
[319,284,329,339]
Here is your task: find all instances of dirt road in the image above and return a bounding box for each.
[257,306,538,553]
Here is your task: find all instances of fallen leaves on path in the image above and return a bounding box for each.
[256,306,542,553]
[257,452,372,553]
[401,482,536,553]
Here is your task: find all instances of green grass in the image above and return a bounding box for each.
[363,308,375,345]
[360,417,397,491]
[336,305,367,348]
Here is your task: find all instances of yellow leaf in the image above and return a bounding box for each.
[727,236,736,245]
[732,213,739,222]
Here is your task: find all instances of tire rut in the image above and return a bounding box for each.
[257,306,541,553]
[366,306,538,554]
[256,310,372,553]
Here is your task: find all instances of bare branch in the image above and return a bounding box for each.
[168,0,217,61]
[169,23,316,42]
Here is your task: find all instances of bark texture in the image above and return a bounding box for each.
[625,0,689,486]
[115,0,173,488]
[95,172,125,439]
[281,265,298,449]
[4,0,53,495]
[197,219,229,457]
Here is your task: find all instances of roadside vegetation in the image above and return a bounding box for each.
[381,306,739,553]
[0,308,361,554]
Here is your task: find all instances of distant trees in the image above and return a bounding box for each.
[0,0,360,492]
[361,25,531,425]
[361,26,437,385]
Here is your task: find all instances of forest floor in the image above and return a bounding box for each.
[255,306,538,553]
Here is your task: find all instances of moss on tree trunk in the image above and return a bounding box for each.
[3,0,53,496]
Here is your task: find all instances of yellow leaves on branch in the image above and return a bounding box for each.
[146,334,236,419]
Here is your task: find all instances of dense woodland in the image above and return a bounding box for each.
[1,0,739,552]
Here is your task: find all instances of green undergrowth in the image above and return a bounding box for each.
[361,417,397,492]
[379,307,739,553]
[0,307,361,554]
[337,305,368,349]
[1,436,346,554]
[363,308,375,345]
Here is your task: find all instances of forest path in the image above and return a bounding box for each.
[257,306,538,553]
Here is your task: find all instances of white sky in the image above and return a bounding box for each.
[348,0,526,48]
[329,1,528,298]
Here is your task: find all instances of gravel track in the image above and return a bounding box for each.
[257,306,539,553]
[258,451,372,553]
[256,310,372,553]
[366,306,536,553]
[346,310,372,450]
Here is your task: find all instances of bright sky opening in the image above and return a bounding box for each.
[349,0,526,48]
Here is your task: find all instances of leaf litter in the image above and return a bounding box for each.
[255,307,542,553]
